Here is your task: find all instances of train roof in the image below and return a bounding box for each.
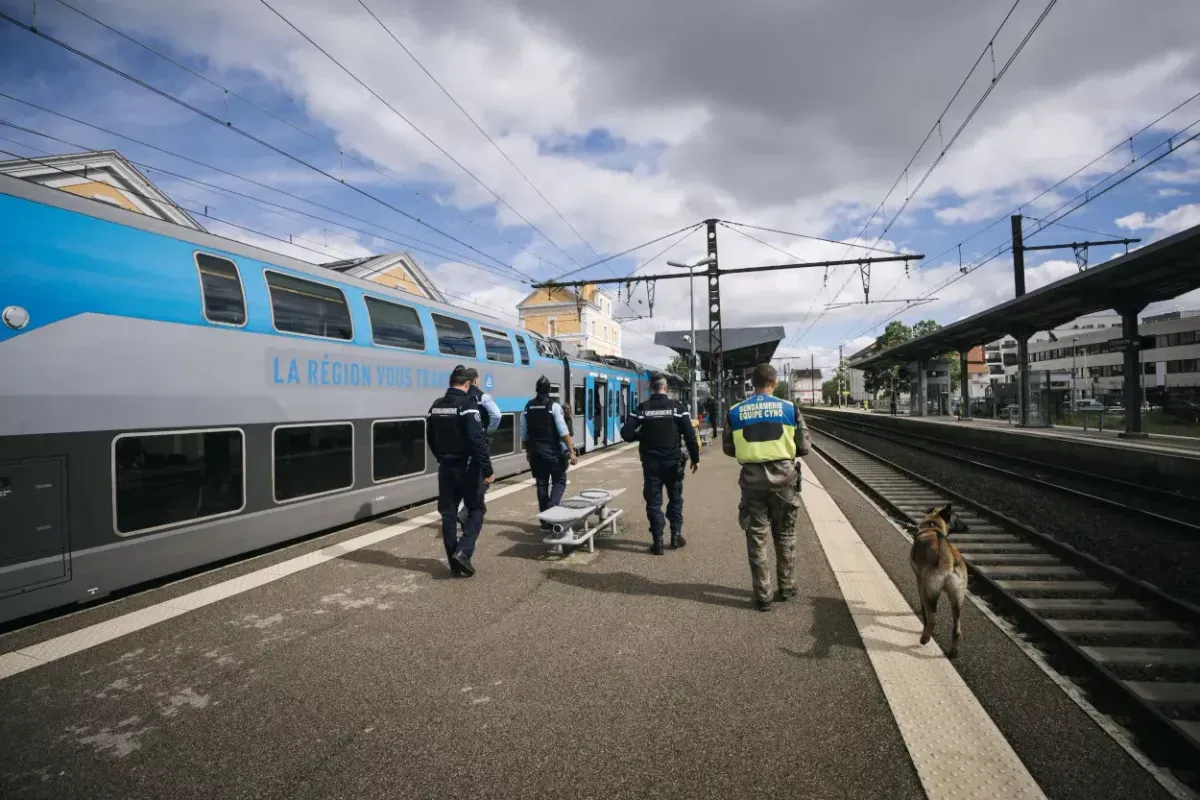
[0,172,524,335]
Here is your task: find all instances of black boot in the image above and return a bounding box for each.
[756,599,773,612]
[451,551,475,577]
[648,540,664,556]
[670,532,686,549]
[449,558,464,577]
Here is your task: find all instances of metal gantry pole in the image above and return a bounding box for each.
[688,264,698,419]
[705,219,723,425]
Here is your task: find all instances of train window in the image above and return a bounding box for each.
[372,419,426,482]
[489,413,517,455]
[482,328,515,364]
[196,253,246,326]
[265,271,353,340]
[365,296,425,351]
[549,383,561,402]
[432,313,477,358]
[574,386,586,421]
[273,423,354,502]
[113,429,244,535]
[516,335,530,365]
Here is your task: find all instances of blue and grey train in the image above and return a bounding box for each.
[0,173,662,626]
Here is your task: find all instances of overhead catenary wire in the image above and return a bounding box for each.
[355,0,604,263]
[256,0,581,273]
[843,115,1200,342]
[547,222,706,283]
[0,108,522,282]
[42,0,558,271]
[0,9,537,280]
[717,220,903,255]
[786,0,1057,349]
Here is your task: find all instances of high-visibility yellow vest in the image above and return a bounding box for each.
[728,393,798,464]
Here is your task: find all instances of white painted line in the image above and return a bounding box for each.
[802,462,1046,799]
[809,449,1200,800]
[0,445,637,681]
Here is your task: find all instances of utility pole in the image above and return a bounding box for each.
[810,353,815,406]
[837,344,844,407]
[705,219,723,425]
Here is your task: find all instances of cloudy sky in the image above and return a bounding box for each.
[3,0,1200,372]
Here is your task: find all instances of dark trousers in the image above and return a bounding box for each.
[642,458,684,541]
[530,451,569,512]
[438,461,484,560]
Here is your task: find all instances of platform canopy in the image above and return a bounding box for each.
[850,221,1200,370]
[654,326,785,373]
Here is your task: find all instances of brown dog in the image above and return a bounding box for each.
[909,503,968,657]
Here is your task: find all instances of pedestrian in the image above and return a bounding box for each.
[521,376,577,528]
[620,372,700,555]
[458,367,501,530]
[426,365,494,577]
[722,363,812,611]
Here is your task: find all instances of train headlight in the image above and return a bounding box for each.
[2,306,29,330]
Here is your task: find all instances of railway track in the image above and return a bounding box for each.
[807,413,1200,531]
[811,427,1200,783]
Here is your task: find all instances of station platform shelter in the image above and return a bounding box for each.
[655,326,784,423]
[0,443,1184,800]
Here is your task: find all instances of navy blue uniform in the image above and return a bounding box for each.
[522,393,570,514]
[620,393,700,545]
[427,388,493,567]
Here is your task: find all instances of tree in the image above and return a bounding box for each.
[821,378,840,403]
[773,380,790,399]
[862,321,913,399]
[665,353,698,385]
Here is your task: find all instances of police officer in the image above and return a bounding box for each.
[722,363,811,611]
[521,376,577,527]
[620,373,700,555]
[458,367,501,530]
[427,365,494,577]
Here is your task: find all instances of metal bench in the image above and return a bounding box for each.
[539,488,623,554]
[698,428,714,447]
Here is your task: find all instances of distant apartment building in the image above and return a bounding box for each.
[517,284,623,357]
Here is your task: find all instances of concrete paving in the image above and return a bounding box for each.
[0,445,924,800]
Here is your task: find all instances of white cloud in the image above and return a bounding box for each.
[1115,203,1200,241]
[18,0,1200,366]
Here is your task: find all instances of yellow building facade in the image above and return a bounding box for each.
[517,283,623,357]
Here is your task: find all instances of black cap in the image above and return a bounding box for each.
[536,375,552,393]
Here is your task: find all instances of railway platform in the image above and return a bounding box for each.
[0,444,1187,800]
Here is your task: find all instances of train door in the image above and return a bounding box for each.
[606,381,618,444]
[594,378,609,448]
[573,384,587,452]
[0,458,69,595]
[618,382,632,442]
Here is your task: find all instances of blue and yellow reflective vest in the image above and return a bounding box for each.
[727,392,799,464]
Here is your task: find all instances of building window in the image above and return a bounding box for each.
[590,320,596,336]
[266,271,353,340]
[273,423,354,502]
[365,297,425,350]
[489,413,517,455]
[482,328,515,363]
[432,313,477,358]
[113,429,244,535]
[548,318,557,337]
[372,419,426,481]
[516,335,530,365]
[196,253,246,325]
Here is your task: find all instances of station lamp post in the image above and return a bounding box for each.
[667,255,716,419]
[1072,336,1078,411]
